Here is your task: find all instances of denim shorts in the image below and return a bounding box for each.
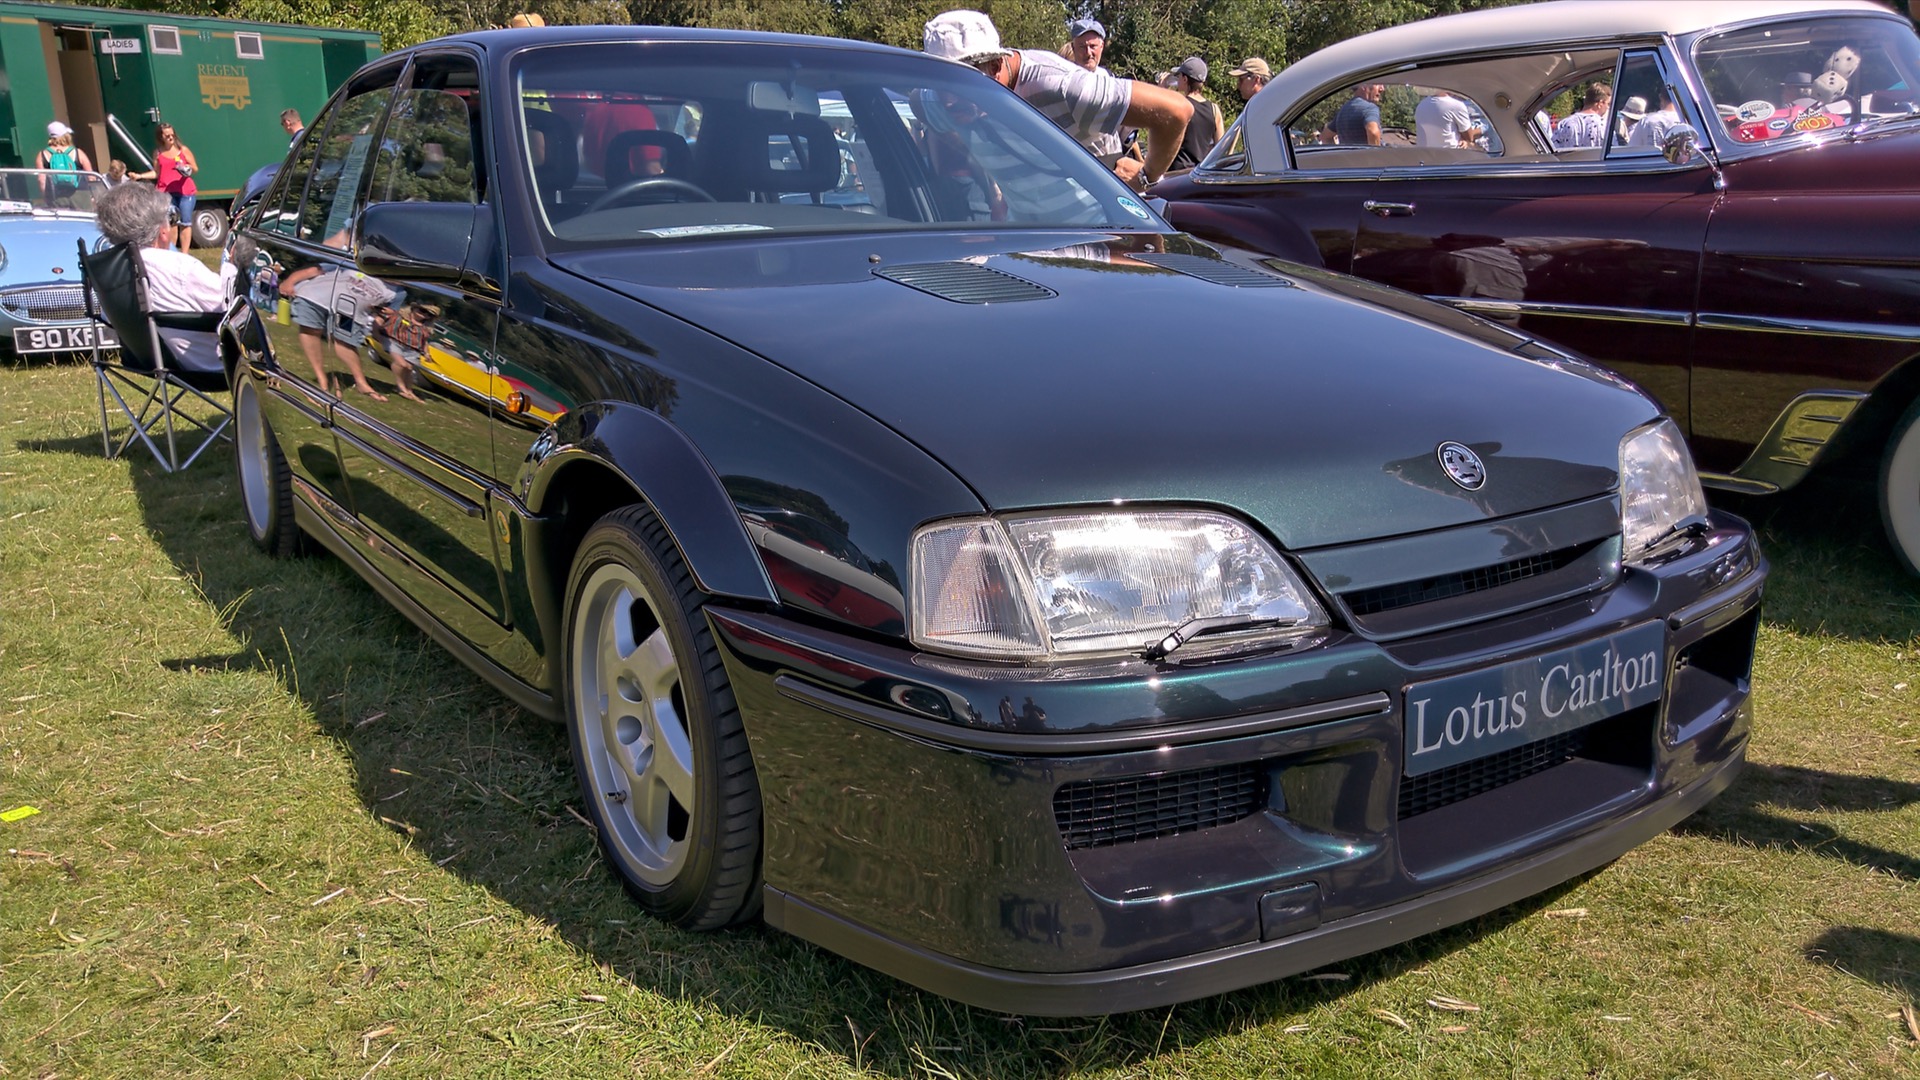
[291,297,371,347]
[168,190,196,224]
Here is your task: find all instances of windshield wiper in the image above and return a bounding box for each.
[1140,614,1292,662]
[1848,105,1920,139]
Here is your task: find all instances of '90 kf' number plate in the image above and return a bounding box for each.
[1403,622,1665,777]
[13,323,117,354]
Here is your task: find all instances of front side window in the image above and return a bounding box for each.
[1692,15,1920,148]
[373,54,484,206]
[300,79,397,248]
[1609,50,1699,157]
[510,42,1159,246]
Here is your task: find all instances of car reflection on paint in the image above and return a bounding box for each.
[222,25,1766,1016]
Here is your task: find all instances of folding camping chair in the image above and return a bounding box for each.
[78,239,232,473]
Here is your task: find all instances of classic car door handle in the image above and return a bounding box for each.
[1363,200,1416,218]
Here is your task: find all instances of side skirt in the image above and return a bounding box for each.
[292,481,559,721]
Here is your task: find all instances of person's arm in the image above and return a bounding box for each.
[1365,119,1382,145]
[181,146,198,173]
[1122,80,1193,184]
[279,265,321,297]
[76,149,95,172]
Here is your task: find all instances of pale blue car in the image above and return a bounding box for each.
[0,168,113,357]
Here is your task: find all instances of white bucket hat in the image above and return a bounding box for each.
[47,121,72,138]
[924,10,1011,67]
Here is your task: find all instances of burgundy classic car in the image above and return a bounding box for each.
[1155,0,1920,574]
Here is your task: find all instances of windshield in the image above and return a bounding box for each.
[1692,15,1920,146]
[0,169,109,214]
[511,42,1158,246]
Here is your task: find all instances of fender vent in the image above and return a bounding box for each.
[1132,252,1295,287]
[1055,762,1265,849]
[873,262,1055,304]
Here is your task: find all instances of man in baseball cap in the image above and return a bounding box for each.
[1229,58,1272,101]
[924,9,1191,189]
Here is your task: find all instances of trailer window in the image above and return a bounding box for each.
[235,33,264,61]
[149,26,181,56]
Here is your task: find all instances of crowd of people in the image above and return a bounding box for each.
[33,116,221,253]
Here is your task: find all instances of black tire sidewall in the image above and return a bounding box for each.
[560,505,757,928]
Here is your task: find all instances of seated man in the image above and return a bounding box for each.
[92,182,223,370]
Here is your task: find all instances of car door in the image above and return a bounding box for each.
[1343,48,1715,430]
[243,62,405,517]
[326,50,513,646]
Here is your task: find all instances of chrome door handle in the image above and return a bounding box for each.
[1363,200,1416,217]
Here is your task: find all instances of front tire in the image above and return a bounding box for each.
[235,377,303,557]
[1879,398,1920,577]
[562,504,762,929]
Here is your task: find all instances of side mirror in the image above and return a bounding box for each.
[1661,124,1700,165]
[355,201,483,282]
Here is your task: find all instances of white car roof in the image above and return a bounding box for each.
[1247,0,1896,133]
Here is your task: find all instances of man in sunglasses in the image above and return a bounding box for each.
[924,9,1190,190]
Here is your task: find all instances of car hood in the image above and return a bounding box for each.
[0,216,101,284]
[553,233,1657,551]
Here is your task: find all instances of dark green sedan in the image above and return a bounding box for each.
[221,25,1766,1015]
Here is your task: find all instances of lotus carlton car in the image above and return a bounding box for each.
[221,26,1765,1015]
[0,169,114,357]
[1155,0,1920,576]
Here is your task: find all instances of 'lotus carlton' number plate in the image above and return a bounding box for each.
[1403,622,1665,777]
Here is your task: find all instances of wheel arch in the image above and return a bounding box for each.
[1825,346,1920,478]
[516,402,776,692]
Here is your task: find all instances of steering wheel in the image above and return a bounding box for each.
[587,176,715,213]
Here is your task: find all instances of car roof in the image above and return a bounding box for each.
[1253,0,1896,125]
[422,23,922,60]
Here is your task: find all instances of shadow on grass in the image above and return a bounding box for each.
[88,438,1722,1075]
[1673,762,1920,881]
[1804,926,1920,1002]
[1715,479,1920,643]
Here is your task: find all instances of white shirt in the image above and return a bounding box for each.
[1552,109,1607,149]
[142,247,225,314]
[1012,50,1132,152]
[1628,107,1682,149]
[1415,93,1476,147]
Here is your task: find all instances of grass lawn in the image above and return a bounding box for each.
[3,358,1917,1078]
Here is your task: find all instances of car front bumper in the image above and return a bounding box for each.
[708,515,1764,1015]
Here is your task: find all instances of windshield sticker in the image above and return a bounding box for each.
[638,223,774,238]
[0,200,33,214]
[1115,196,1153,222]
[1792,112,1836,132]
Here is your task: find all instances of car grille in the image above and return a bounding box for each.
[1054,762,1265,850]
[1398,728,1590,819]
[0,283,88,323]
[1343,541,1600,617]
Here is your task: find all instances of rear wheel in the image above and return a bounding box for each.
[562,504,762,929]
[234,377,303,557]
[191,206,229,249]
[1879,398,1920,576]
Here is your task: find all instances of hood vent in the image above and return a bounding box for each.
[873,262,1056,304]
[1133,252,1295,288]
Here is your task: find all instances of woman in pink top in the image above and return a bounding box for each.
[132,123,197,251]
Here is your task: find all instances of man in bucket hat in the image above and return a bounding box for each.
[924,9,1191,189]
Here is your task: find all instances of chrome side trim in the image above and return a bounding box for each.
[1695,312,1920,344]
[1721,390,1868,492]
[1443,298,1693,327]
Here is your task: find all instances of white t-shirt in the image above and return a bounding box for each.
[1012,49,1131,152]
[1415,93,1476,147]
[1628,107,1682,148]
[142,247,225,314]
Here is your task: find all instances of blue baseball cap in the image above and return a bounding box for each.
[1068,18,1106,40]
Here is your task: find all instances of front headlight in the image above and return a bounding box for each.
[0,240,8,273]
[911,510,1327,661]
[1620,419,1708,563]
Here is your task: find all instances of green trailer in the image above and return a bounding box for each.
[0,0,379,246]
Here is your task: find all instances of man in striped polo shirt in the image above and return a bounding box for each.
[924,9,1191,191]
